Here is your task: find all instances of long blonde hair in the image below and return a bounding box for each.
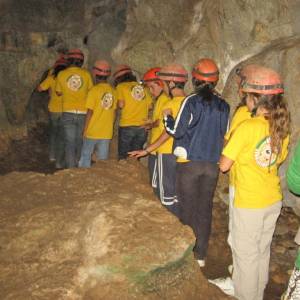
[252,93,290,154]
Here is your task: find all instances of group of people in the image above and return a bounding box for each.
[38,48,152,169]
[38,48,300,300]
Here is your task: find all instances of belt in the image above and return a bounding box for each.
[64,110,87,115]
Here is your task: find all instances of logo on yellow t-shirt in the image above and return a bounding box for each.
[131,85,145,101]
[101,92,114,110]
[67,74,83,91]
[254,136,277,168]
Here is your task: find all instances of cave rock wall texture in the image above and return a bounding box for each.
[1,0,300,209]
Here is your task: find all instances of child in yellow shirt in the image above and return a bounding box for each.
[141,67,169,197]
[113,64,152,159]
[129,63,188,218]
[37,57,68,168]
[55,49,93,168]
[220,66,290,300]
[79,60,116,167]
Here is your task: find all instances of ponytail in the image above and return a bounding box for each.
[192,78,216,102]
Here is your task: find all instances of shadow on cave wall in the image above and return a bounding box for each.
[0,68,56,175]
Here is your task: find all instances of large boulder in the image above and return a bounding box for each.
[0,160,231,299]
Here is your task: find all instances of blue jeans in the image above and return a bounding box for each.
[118,126,147,159]
[79,138,110,168]
[62,112,86,168]
[49,112,65,168]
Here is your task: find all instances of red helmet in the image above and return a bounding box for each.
[67,48,84,60]
[192,58,219,82]
[113,64,132,80]
[158,63,188,83]
[241,66,284,95]
[92,60,111,76]
[143,67,161,82]
[54,57,68,68]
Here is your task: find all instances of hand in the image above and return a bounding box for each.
[162,108,172,117]
[118,99,125,108]
[141,120,153,130]
[128,150,149,158]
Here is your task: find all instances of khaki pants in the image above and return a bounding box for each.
[231,201,282,300]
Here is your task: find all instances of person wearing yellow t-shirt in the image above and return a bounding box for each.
[164,59,229,269]
[141,67,170,197]
[55,49,93,168]
[113,64,152,160]
[224,65,257,250]
[78,60,116,168]
[219,66,290,300]
[37,57,68,168]
[129,63,188,218]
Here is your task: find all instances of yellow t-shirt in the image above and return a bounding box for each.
[157,96,185,154]
[39,75,63,113]
[224,106,251,140]
[150,92,170,144]
[222,116,289,209]
[55,66,93,112]
[225,105,252,186]
[116,82,153,126]
[85,83,117,139]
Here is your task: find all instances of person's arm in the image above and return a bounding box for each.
[219,121,248,173]
[219,155,234,172]
[37,76,51,93]
[117,99,125,108]
[55,77,63,96]
[287,140,300,195]
[83,109,93,137]
[37,85,44,92]
[128,130,170,158]
[164,96,193,139]
[140,118,160,130]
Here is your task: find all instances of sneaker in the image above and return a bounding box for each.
[208,277,235,296]
[197,259,205,267]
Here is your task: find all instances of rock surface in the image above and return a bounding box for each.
[0,160,232,299]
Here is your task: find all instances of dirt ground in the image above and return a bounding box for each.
[0,124,299,299]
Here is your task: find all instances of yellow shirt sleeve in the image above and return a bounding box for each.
[55,75,62,94]
[85,88,97,111]
[116,85,123,101]
[87,72,93,90]
[222,122,248,161]
[39,76,52,91]
[112,89,118,109]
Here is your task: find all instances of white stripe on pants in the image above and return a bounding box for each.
[231,201,282,300]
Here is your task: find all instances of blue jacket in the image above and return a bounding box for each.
[164,92,230,163]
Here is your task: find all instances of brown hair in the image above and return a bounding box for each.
[252,93,290,154]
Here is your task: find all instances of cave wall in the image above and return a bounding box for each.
[1,0,300,208]
[1,0,300,126]
[0,0,127,128]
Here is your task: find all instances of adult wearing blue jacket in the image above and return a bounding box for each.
[164,58,230,267]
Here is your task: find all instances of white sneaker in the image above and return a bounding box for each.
[197,259,205,267]
[208,277,235,296]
